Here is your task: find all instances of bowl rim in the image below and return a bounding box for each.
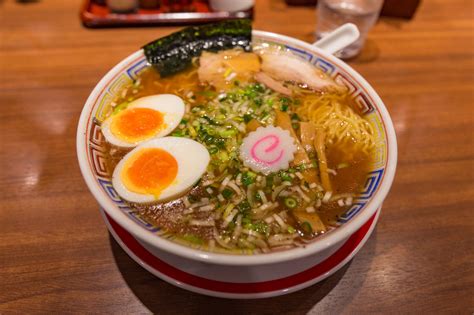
[77,30,397,266]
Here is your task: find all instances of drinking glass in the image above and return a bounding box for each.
[316,0,384,59]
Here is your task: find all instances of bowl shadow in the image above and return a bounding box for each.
[109,228,377,314]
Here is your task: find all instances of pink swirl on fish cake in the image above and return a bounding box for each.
[239,126,297,175]
[250,135,284,165]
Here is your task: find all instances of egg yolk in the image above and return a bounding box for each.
[121,148,178,197]
[111,107,165,143]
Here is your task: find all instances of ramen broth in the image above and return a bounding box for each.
[103,51,373,253]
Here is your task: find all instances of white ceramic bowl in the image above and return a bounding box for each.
[77,30,397,297]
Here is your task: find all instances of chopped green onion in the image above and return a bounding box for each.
[242,217,251,226]
[280,97,290,104]
[187,195,198,203]
[197,90,217,98]
[241,171,257,186]
[266,174,274,188]
[247,221,270,235]
[254,83,265,93]
[290,113,300,121]
[337,162,350,169]
[279,171,293,182]
[219,128,237,138]
[182,234,204,245]
[297,164,305,171]
[223,67,232,78]
[215,114,225,121]
[218,151,229,162]
[237,200,251,214]
[288,226,296,233]
[260,112,271,121]
[191,106,202,113]
[202,115,219,125]
[222,188,234,200]
[284,197,298,209]
[112,101,129,115]
[223,204,235,218]
[171,130,186,137]
[208,147,219,155]
[301,221,313,233]
[188,125,197,137]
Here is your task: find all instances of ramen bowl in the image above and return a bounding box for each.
[77,30,397,298]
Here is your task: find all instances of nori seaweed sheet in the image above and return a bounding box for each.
[142,19,252,77]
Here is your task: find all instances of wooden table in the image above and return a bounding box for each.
[1,0,473,313]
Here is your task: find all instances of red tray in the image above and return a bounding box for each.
[80,0,254,28]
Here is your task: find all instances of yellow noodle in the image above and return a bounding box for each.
[295,92,376,154]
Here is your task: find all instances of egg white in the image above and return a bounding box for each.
[101,94,185,148]
[112,137,210,204]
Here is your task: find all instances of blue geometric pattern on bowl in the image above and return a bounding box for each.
[98,178,160,232]
[358,169,384,200]
[127,59,148,80]
[337,168,385,223]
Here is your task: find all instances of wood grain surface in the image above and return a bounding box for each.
[1,0,473,313]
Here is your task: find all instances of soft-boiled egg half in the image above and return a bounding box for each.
[101,94,185,148]
[112,137,210,203]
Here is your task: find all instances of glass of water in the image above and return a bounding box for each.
[316,0,384,59]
